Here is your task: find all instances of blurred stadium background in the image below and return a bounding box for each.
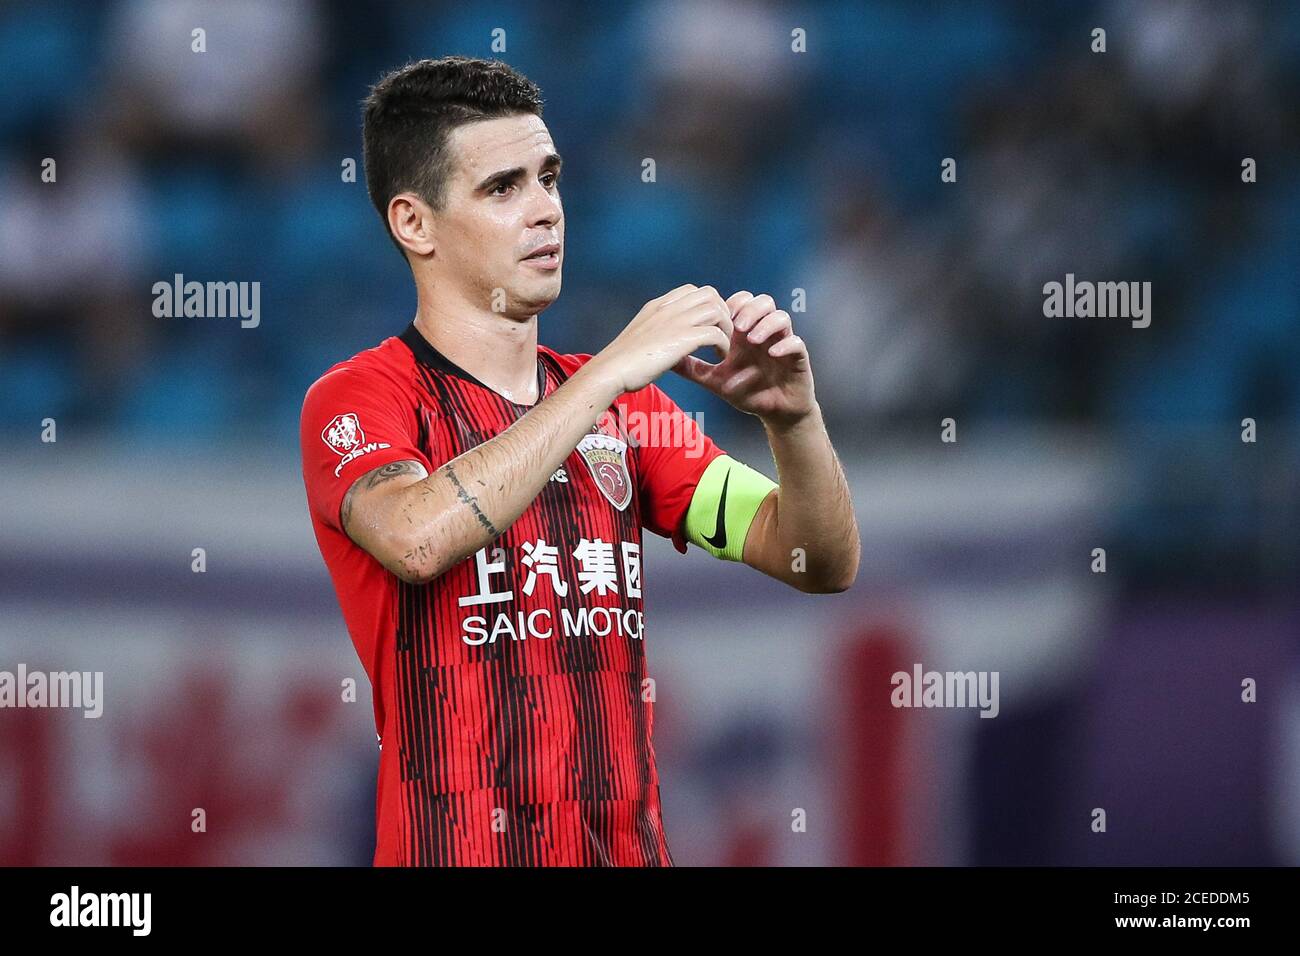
[2,0,1298,865]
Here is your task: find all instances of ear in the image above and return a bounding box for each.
[387,192,437,258]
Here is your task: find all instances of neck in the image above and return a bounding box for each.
[412,283,540,405]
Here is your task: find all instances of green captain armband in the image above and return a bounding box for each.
[682,454,778,561]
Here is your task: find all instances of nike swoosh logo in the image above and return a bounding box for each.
[702,468,731,549]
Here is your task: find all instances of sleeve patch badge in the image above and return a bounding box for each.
[321,413,391,478]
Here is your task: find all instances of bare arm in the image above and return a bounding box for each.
[741,403,860,593]
[675,290,859,593]
[342,284,735,584]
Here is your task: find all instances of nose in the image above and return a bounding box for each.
[525,178,562,227]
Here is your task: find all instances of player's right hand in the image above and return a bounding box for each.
[594,284,734,394]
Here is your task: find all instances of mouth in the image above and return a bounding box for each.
[521,243,561,270]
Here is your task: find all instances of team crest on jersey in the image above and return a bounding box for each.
[322,412,391,477]
[322,413,364,455]
[576,432,632,511]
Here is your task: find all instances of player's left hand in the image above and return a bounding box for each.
[673,291,816,428]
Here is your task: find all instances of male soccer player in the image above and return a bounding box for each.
[300,56,859,866]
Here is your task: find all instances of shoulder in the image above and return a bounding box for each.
[303,335,415,405]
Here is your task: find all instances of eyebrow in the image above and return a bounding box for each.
[474,153,563,193]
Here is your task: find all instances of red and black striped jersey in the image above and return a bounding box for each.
[300,322,726,865]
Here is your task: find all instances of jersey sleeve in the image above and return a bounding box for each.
[630,382,729,553]
[300,364,434,534]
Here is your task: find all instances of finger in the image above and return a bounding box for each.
[732,293,776,332]
[726,290,755,314]
[658,283,698,303]
[681,284,722,307]
[767,333,806,359]
[748,310,792,345]
[674,285,727,321]
[686,299,734,341]
[700,285,732,323]
[653,284,701,313]
[715,303,735,341]
[673,353,717,384]
[698,324,730,360]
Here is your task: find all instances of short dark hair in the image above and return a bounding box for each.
[362,56,545,252]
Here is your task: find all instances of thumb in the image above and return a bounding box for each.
[672,353,718,385]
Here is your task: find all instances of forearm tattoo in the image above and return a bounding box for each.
[443,463,500,537]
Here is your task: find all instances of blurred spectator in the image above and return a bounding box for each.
[0,0,1294,576]
[0,127,149,422]
[102,0,325,172]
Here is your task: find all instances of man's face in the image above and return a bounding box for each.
[433,113,564,316]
